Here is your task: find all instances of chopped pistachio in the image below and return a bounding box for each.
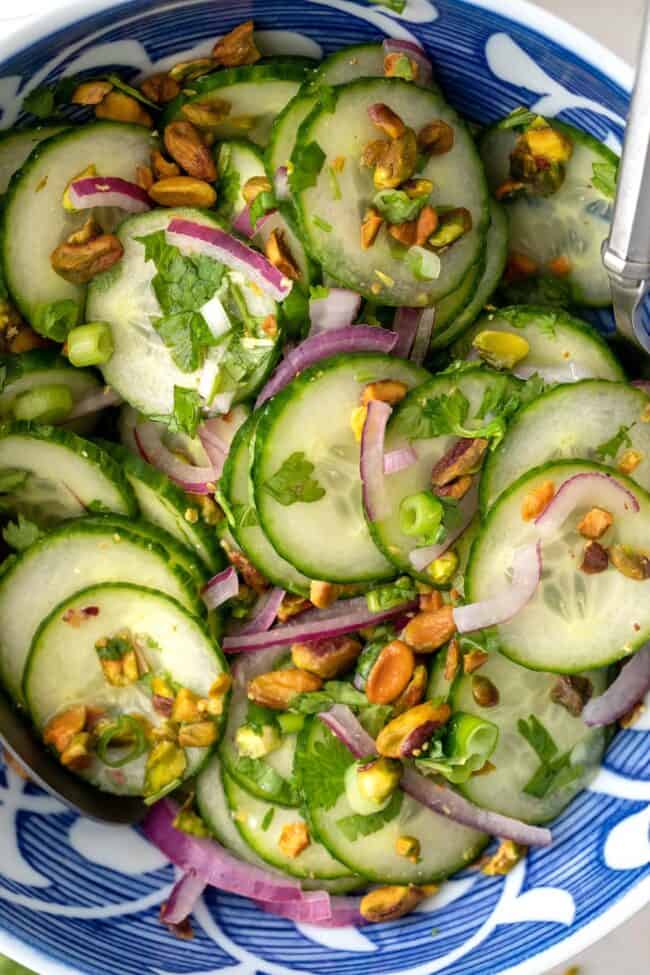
[145,741,187,796]
[427,549,459,585]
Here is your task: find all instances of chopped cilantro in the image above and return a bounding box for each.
[151,386,202,438]
[261,807,275,831]
[500,307,558,338]
[475,374,521,421]
[366,576,418,613]
[35,299,80,342]
[105,73,158,110]
[279,283,309,340]
[591,159,618,200]
[291,681,369,714]
[518,714,583,798]
[297,725,354,810]
[373,189,428,225]
[22,85,56,118]
[312,215,333,233]
[327,166,342,201]
[264,451,325,506]
[594,424,633,460]
[397,386,516,448]
[337,789,403,840]
[309,285,330,301]
[497,107,539,130]
[245,700,278,733]
[2,515,42,552]
[289,141,326,194]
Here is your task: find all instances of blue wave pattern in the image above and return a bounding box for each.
[0,2,648,974]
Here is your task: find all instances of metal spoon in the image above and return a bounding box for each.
[0,687,146,824]
[602,2,650,349]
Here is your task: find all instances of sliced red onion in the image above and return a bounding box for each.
[274,166,290,201]
[153,694,174,717]
[134,422,217,494]
[202,405,248,447]
[382,39,433,85]
[453,542,542,633]
[233,643,290,691]
[410,308,435,365]
[255,325,398,407]
[258,894,364,927]
[66,386,123,420]
[535,472,639,538]
[161,870,206,927]
[166,218,292,302]
[320,704,376,758]
[200,294,231,338]
[143,800,302,901]
[583,645,650,726]
[360,400,392,522]
[309,288,362,336]
[384,445,418,475]
[201,566,239,611]
[231,587,286,635]
[223,594,417,654]
[409,480,479,572]
[68,176,151,213]
[232,204,276,240]
[513,363,593,383]
[392,308,419,358]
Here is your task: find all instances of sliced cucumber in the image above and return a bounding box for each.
[162,62,313,147]
[0,421,135,526]
[253,352,428,583]
[311,43,438,90]
[2,122,156,330]
[432,259,484,336]
[291,78,488,307]
[451,652,607,822]
[468,459,650,671]
[86,207,279,417]
[215,139,266,224]
[452,307,624,382]
[266,91,317,178]
[103,442,223,572]
[0,349,102,433]
[426,647,458,703]
[296,717,486,884]
[430,200,509,350]
[480,120,616,306]
[25,582,227,795]
[220,413,311,595]
[371,367,522,576]
[481,381,650,510]
[0,125,68,193]
[0,517,201,702]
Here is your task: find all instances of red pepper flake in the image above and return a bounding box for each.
[83,606,100,617]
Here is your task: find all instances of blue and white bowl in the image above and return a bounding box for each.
[0,2,647,973]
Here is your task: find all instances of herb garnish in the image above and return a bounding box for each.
[264,451,325,506]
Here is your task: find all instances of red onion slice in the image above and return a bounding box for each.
[231,587,286,635]
[410,308,435,365]
[161,869,206,927]
[201,566,239,611]
[166,218,292,302]
[409,480,479,572]
[68,176,151,213]
[134,422,217,494]
[231,205,276,240]
[255,325,398,407]
[384,445,418,475]
[309,288,362,336]
[382,39,433,85]
[274,166,290,201]
[360,400,392,522]
[320,704,376,758]
[258,894,364,927]
[198,426,227,475]
[66,386,123,420]
[535,472,639,538]
[513,363,593,384]
[453,542,542,632]
[392,308,419,358]
[583,644,650,726]
[223,594,417,654]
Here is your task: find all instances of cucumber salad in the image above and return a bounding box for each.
[0,19,646,934]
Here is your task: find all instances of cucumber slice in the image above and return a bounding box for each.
[480,120,616,306]
[371,367,522,577]
[220,413,311,596]
[0,350,102,432]
[267,91,317,178]
[426,647,458,703]
[103,442,223,572]
[291,78,488,307]
[215,139,266,224]
[0,421,135,526]
[432,259,484,336]
[296,717,487,884]
[312,43,439,91]
[253,352,429,583]
[450,652,608,823]
[452,306,624,382]
[25,582,227,795]
[430,200,508,350]
[2,122,157,330]
[0,517,201,702]
[0,125,68,193]
[86,207,279,417]
[468,459,650,671]
[481,381,650,510]
[162,62,313,147]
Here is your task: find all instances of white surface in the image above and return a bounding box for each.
[0,1,648,973]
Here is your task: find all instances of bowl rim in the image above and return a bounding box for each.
[0,1,645,974]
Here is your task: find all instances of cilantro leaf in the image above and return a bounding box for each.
[2,515,42,552]
[35,299,80,342]
[151,386,202,438]
[594,424,633,460]
[500,307,558,338]
[297,724,354,811]
[337,789,404,840]
[517,715,558,764]
[475,374,521,421]
[291,681,369,715]
[216,154,242,220]
[591,159,618,200]
[309,285,330,301]
[105,74,159,110]
[290,141,326,194]
[245,700,277,732]
[22,85,56,118]
[518,714,582,798]
[373,189,427,225]
[261,808,275,831]
[397,386,515,448]
[497,107,539,130]
[264,451,325,506]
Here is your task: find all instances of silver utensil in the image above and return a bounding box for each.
[602,3,650,349]
[0,687,146,824]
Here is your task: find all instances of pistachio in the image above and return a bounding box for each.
[522,122,573,164]
[444,637,460,681]
[366,639,416,705]
[51,233,124,284]
[355,757,402,803]
[172,688,202,724]
[580,540,609,575]
[151,149,180,180]
[169,58,216,83]
[402,605,456,652]
[471,675,499,708]
[431,437,489,486]
[71,80,113,106]
[225,546,269,593]
[609,544,650,581]
[248,668,323,710]
[136,164,154,191]
[415,205,439,246]
[212,20,261,67]
[403,178,434,199]
[182,99,232,129]
[368,103,406,139]
[264,229,300,281]
[361,139,390,169]
[262,314,278,338]
[472,330,530,370]
[419,589,443,612]
[463,648,489,673]
[164,121,217,181]
[428,207,472,250]
[178,721,218,748]
[481,839,527,876]
[360,885,430,923]
[426,550,459,585]
[66,215,102,245]
[388,221,416,247]
[384,52,420,81]
[361,379,409,407]
[309,580,342,609]
[361,207,384,249]
[7,325,49,354]
[145,741,187,795]
[60,732,92,771]
[577,506,613,539]
[550,675,593,717]
[434,474,474,500]
[417,119,454,155]
[376,701,451,758]
[43,705,87,754]
[140,72,181,104]
[236,723,281,759]
[278,821,310,858]
[494,178,526,201]
[521,480,555,521]
[620,702,646,728]
[242,175,272,204]
[395,835,421,862]
[393,663,428,714]
[618,449,643,475]
[149,176,217,208]
[292,635,362,679]
[505,250,538,281]
[374,129,418,189]
[95,91,153,126]
[278,593,311,622]
[548,255,572,277]
[62,163,97,211]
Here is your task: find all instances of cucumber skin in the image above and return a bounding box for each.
[0,419,137,516]
[469,457,650,672]
[0,349,92,384]
[0,125,69,193]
